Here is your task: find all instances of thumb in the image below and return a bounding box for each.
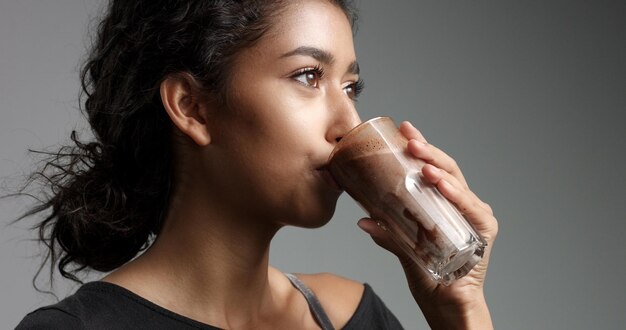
[357,218,405,257]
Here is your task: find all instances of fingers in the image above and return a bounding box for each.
[428,169,499,242]
[357,218,437,292]
[357,218,405,257]
[421,164,493,216]
[400,121,468,188]
[400,121,497,242]
[408,139,468,188]
[399,121,427,143]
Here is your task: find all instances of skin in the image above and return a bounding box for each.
[104,0,498,329]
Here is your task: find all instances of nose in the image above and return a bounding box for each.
[326,95,362,144]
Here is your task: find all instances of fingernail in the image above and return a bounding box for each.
[423,164,441,176]
[410,139,426,148]
[440,179,455,191]
[418,141,428,149]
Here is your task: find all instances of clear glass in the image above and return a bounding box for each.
[329,117,487,285]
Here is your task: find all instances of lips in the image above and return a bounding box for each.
[317,165,343,191]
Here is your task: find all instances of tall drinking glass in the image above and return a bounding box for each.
[329,117,487,285]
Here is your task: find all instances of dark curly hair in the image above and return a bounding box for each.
[12,0,357,288]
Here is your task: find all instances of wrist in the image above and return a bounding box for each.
[420,294,493,330]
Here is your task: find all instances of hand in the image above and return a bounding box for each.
[357,121,498,328]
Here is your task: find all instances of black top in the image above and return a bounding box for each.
[16,281,404,329]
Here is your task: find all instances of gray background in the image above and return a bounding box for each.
[1,0,625,329]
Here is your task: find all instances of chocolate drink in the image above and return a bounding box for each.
[329,118,485,284]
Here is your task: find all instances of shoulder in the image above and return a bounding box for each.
[345,283,404,329]
[16,282,114,329]
[16,282,143,329]
[295,272,364,328]
[17,281,223,329]
[16,304,85,329]
[296,273,404,329]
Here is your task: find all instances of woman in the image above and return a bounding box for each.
[16,0,498,329]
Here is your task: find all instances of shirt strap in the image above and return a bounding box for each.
[285,273,335,330]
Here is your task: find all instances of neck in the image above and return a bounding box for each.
[104,178,286,327]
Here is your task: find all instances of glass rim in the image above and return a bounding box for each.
[329,116,395,160]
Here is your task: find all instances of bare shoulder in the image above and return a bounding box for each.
[295,272,365,328]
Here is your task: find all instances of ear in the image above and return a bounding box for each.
[160,74,212,146]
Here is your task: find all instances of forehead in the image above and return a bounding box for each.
[257,0,356,60]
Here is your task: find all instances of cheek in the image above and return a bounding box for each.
[214,78,331,216]
[218,121,309,194]
[227,99,319,168]
[211,119,337,226]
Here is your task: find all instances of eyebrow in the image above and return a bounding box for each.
[281,46,360,75]
[348,61,360,75]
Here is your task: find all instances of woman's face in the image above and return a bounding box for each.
[206,0,361,228]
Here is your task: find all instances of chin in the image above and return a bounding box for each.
[278,183,343,229]
[300,214,334,229]
[297,196,339,229]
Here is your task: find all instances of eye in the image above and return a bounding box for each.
[344,79,364,100]
[291,65,325,88]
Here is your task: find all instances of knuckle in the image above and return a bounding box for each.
[448,157,459,171]
[471,200,482,213]
[483,202,493,215]
[489,216,499,237]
